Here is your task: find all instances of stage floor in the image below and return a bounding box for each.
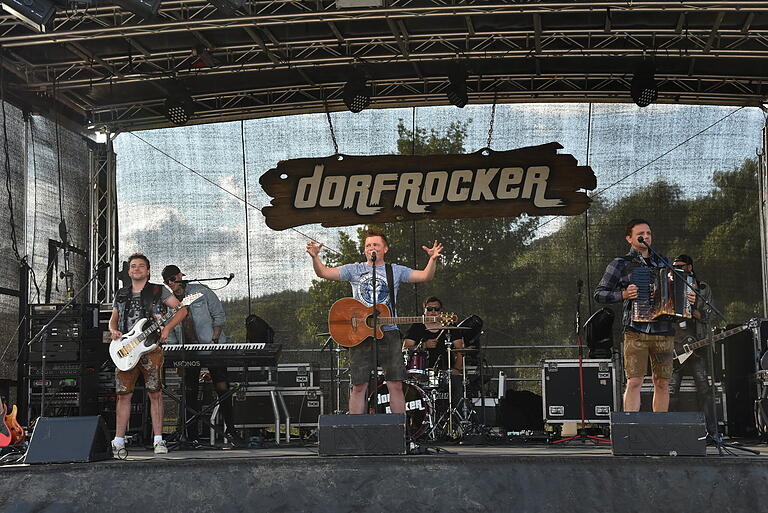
[100,438,768,461]
[2,439,768,513]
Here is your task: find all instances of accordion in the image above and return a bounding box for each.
[631,266,693,323]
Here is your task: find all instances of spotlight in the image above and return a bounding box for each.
[447,62,468,108]
[164,95,196,125]
[342,74,371,113]
[631,61,658,107]
[209,0,245,16]
[1,0,56,32]
[113,0,161,19]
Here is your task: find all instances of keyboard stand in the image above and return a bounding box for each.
[164,382,241,449]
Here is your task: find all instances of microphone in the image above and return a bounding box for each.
[226,273,235,284]
[637,236,648,245]
[96,261,111,270]
[370,250,377,263]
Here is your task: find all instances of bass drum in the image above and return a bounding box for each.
[370,381,431,440]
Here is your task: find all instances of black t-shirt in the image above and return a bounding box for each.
[404,323,462,370]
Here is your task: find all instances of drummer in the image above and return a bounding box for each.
[403,296,464,403]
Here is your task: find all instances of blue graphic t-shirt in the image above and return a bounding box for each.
[338,263,413,331]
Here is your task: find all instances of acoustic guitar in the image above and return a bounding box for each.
[328,297,458,348]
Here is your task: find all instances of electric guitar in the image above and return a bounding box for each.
[673,323,752,364]
[0,403,11,448]
[109,293,203,371]
[328,297,458,348]
[4,404,24,445]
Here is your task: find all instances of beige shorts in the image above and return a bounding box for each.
[623,331,674,380]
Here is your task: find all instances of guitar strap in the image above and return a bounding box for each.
[385,263,397,317]
[140,283,164,322]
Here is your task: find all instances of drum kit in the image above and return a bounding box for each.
[371,326,488,442]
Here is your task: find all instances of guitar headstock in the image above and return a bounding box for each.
[440,312,458,325]
[182,292,204,306]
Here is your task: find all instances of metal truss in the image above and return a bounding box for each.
[88,140,118,304]
[1,1,767,131]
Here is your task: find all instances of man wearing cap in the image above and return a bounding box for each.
[162,264,236,446]
[669,254,717,434]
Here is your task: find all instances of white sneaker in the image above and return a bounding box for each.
[153,440,168,454]
[112,440,126,459]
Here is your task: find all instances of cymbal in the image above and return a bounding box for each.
[434,326,472,330]
[315,332,331,337]
[449,347,480,352]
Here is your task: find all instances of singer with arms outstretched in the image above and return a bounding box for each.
[594,219,676,412]
[307,228,443,414]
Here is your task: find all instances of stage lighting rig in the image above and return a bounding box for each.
[164,94,196,125]
[113,0,161,19]
[631,61,658,108]
[210,0,245,16]
[447,62,468,108]
[342,72,371,113]
[1,0,56,32]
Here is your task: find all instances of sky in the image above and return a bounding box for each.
[112,103,767,299]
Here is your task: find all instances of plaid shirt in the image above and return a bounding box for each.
[594,248,674,335]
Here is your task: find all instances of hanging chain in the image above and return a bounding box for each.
[486,90,498,149]
[324,96,339,155]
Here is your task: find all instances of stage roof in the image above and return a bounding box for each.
[2,1,767,132]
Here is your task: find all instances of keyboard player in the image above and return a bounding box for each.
[162,264,237,446]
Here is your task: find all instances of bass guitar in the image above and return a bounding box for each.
[4,404,24,445]
[673,322,752,364]
[109,292,203,371]
[328,297,458,348]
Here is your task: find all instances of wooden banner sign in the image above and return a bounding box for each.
[259,142,596,231]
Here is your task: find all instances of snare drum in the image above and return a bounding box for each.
[426,368,449,390]
[371,381,432,440]
[405,350,428,379]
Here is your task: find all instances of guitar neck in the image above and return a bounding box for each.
[377,315,443,325]
[686,325,747,352]
[141,305,183,338]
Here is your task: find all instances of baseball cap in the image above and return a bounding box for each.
[161,265,184,283]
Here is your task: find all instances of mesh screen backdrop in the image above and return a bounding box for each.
[0,106,92,382]
[25,114,92,305]
[112,104,766,392]
[0,101,25,381]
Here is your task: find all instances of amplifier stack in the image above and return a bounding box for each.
[24,303,111,423]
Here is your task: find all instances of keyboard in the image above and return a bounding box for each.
[163,343,282,368]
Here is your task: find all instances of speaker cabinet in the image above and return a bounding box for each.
[25,416,112,464]
[611,411,706,456]
[318,414,406,456]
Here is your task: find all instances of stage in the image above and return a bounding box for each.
[1,441,767,513]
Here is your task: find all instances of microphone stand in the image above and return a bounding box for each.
[319,333,343,414]
[368,253,380,414]
[177,274,234,285]
[551,279,610,445]
[638,239,758,456]
[26,265,107,421]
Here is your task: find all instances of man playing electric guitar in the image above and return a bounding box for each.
[669,254,717,435]
[307,228,443,415]
[108,253,187,457]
